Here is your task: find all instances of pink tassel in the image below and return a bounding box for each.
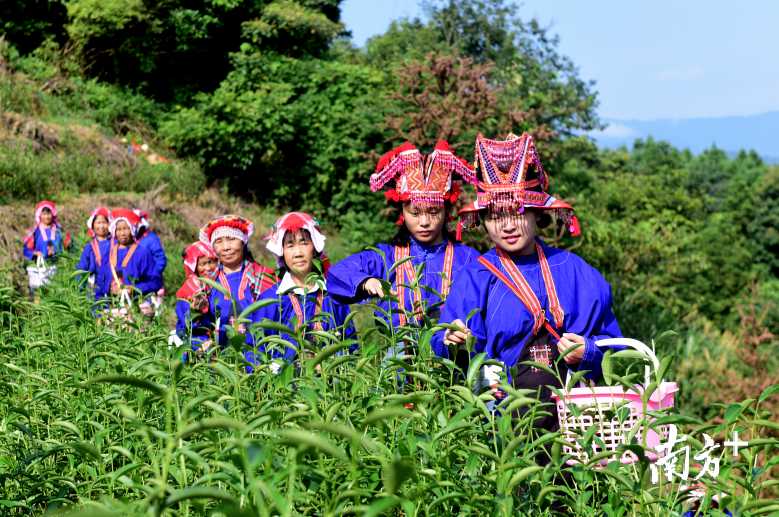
[570,215,581,236]
[456,219,463,242]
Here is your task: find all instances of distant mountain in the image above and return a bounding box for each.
[589,111,779,164]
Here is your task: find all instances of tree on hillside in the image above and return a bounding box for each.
[381,52,498,151]
[0,0,68,55]
[364,0,601,139]
[9,0,345,103]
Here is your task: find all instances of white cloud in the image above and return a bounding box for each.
[655,67,705,81]
[593,122,635,138]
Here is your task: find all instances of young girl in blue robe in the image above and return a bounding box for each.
[76,206,112,300]
[95,209,162,304]
[23,200,72,262]
[432,132,624,461]
[245,212,354,372]
[328,141,479,337]
[185,215,277,354]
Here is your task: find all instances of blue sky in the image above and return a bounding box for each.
[340,0,779,121]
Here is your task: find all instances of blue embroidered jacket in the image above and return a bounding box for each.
[327,236,479,328]
[431,239,624,381]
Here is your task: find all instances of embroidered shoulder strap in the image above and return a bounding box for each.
[440,240,455,298]
[394,245,422,326]
[109,244,138,269]
[108,244,138,287]
[121,244,137,268]
[288,290,324,332]
[91,239,103,267]
[494,243,564,327]
[477,253,562,339]
[206,262,278,302]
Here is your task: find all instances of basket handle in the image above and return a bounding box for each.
[36,254,45,269]
[120,289,132,308]
[565,337,660,388]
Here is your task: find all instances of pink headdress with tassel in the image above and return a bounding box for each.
[370,141,476,206]
[457,132,580,240]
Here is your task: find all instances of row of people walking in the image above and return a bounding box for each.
[23,203,166,300]
[178,135,622,395]
[24,133,625,461]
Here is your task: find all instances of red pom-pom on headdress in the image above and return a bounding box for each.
[375,142,417,174]
[199,215,255,245]
[457,156,474,171]
[446,182,462,203]
[434,141,453,153]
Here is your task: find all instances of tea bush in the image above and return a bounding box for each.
[0,258,777,516]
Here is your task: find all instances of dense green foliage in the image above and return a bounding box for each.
[1,0,778,399]
[0,0,342,102]
[1,0,776,342]
[2,1,779,512]
[0,262,777,515]
[547,139,779,335]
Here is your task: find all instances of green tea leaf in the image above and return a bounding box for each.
[385,460,414,495]
[81,374,166,398]
[275,429,347,460]
[507,466,543,491]
[164,487,238,507]
[758,384,779,403]
[69,441,100,461]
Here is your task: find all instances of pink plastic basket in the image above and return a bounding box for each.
[551,338,678,467]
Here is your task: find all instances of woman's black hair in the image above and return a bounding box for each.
[243,244,256,264]
[390,200,454,246]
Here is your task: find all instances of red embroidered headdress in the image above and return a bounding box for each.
[87,206,112,238]
[265,212,330,273]
[458,132,580,237]
[370,141,476,206]
[181,242,217,277]
[199,215,255,246]
[109,209,142,238]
